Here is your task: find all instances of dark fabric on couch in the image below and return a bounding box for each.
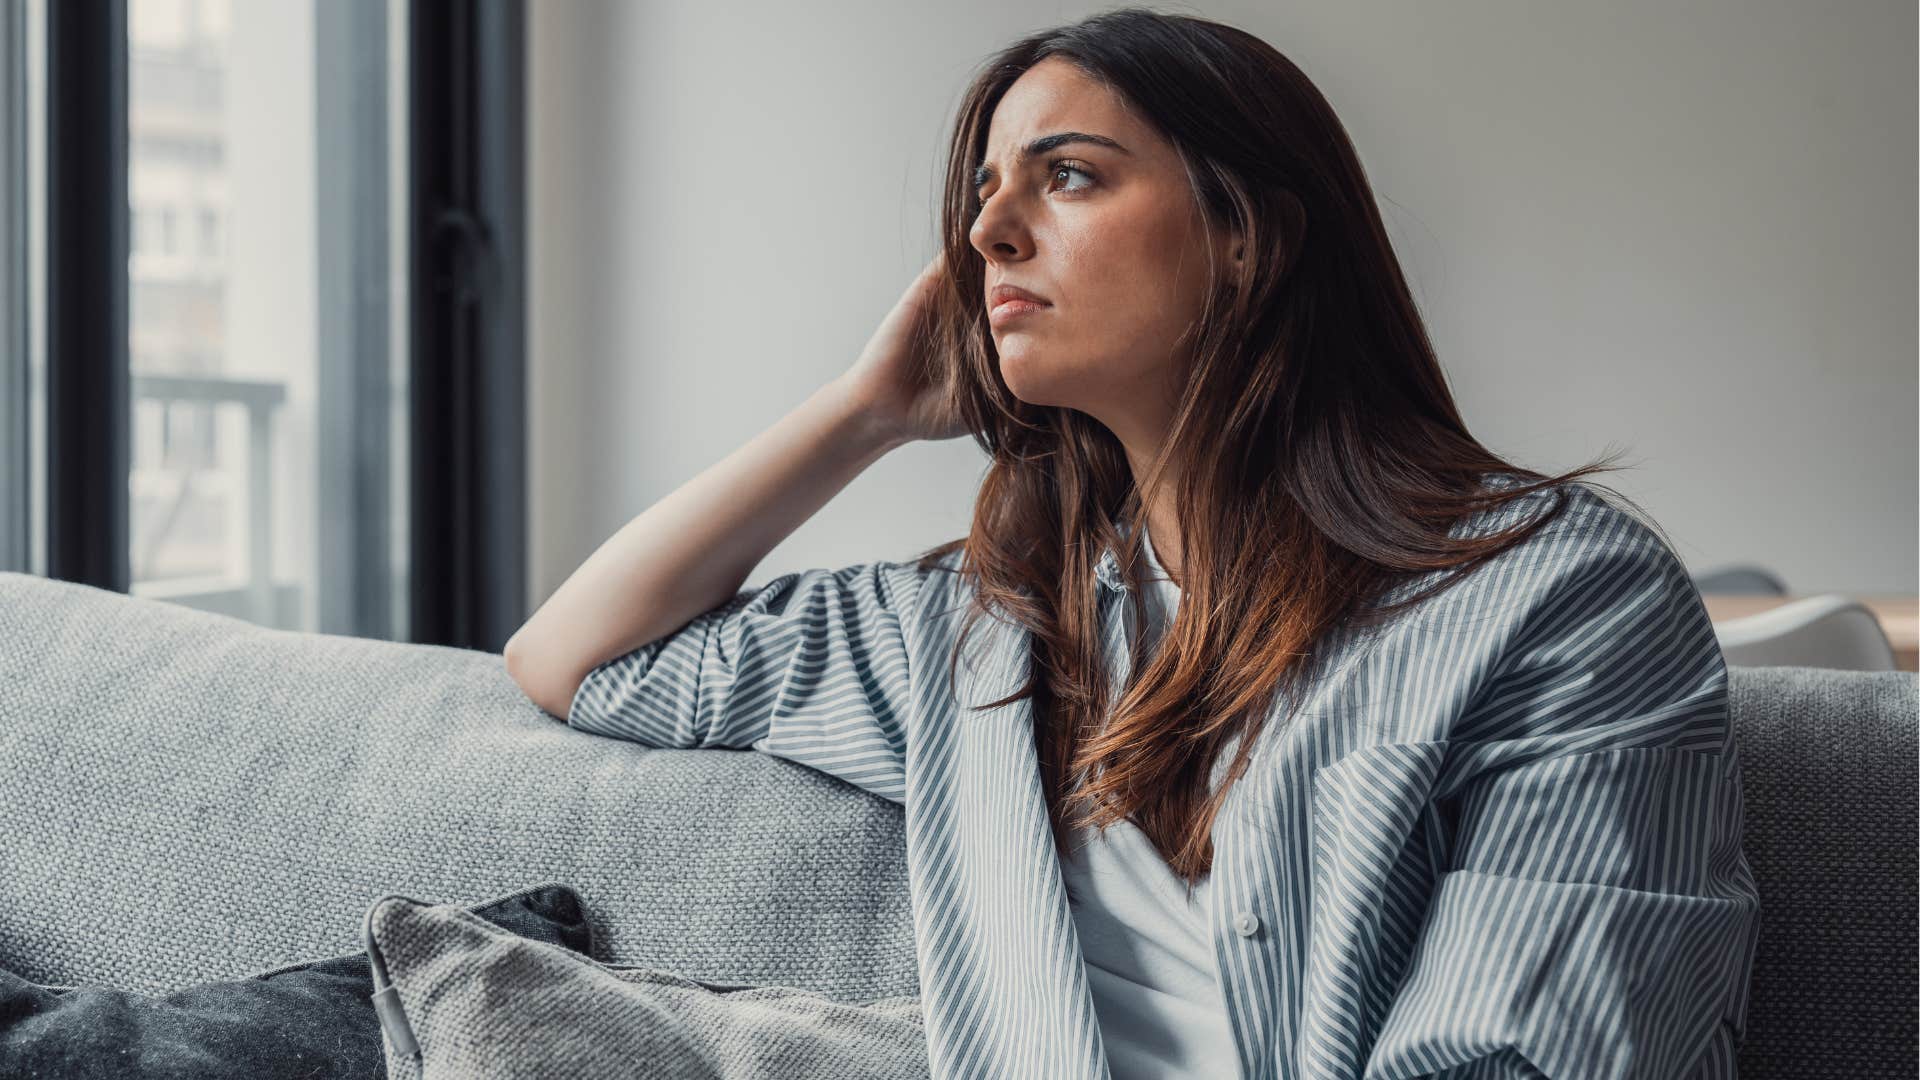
[0,884,592,1079]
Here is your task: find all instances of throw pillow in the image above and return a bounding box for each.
[0,883,593,1079]
[366,893,929,1080]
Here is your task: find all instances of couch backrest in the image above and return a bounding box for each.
[1728,665,1918,1078]
[0,571,918,1000]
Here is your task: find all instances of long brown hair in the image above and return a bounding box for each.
[903,7,1669,894]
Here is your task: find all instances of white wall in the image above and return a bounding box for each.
[528,0,1918,611]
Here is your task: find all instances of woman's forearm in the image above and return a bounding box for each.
[504,376,909,719]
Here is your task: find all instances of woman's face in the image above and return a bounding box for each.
[969,57,1239,436]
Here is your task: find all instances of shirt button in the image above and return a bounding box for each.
[1232,911,1260,937]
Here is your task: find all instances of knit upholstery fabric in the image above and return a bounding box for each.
[1728,665,1917,1078]
[0,571,918,1002]
[366,894,928,1079]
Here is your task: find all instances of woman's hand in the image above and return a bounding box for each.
[837,256,970,446]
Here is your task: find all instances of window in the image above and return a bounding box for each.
[4,0,526,651]
[121,0,410,634]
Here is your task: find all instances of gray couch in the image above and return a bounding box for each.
[0,570,1913,1078]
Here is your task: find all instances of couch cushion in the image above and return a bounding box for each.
[0,571,917,1002]
[365,893,928,1080]
[0,883,591,1079]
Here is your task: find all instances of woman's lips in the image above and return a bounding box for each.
[989,299,1051,328]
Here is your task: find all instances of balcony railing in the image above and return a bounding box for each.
[129,371,289,625]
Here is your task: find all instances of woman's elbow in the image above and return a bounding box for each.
[503,636,586,720]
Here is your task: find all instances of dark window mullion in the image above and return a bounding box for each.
[45,0,129,591]
[408,0,525,651]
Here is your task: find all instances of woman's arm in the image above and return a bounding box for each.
[504,377,908,721]
[1361,507,1760,1079]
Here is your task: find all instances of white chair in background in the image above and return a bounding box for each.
[1693,564,1790,597]
[1713,594,1901,672]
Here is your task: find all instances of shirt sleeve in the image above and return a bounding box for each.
[1363,519,1762,1079]
[565,559,929,806]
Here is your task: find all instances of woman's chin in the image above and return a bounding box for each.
[996,351,1063,406]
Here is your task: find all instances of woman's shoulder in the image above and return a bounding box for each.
[1381,474,1692,638]
[863,543,971,626]
[1457,473,1668,559]
[1455,479,1700,648]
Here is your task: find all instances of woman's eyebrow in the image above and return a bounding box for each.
[972,132,1130,190]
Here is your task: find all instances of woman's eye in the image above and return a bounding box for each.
[1049,162,1094,193]
[973,162,1095,214]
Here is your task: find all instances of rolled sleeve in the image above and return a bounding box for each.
[566,560,927,805]
[1364,521,1761,1079]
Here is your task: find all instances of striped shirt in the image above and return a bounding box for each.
[567,480,1761,1078]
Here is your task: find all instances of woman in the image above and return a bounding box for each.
[509,8,1759,1078]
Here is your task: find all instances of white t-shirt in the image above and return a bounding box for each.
[1060,526,1243,1078]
